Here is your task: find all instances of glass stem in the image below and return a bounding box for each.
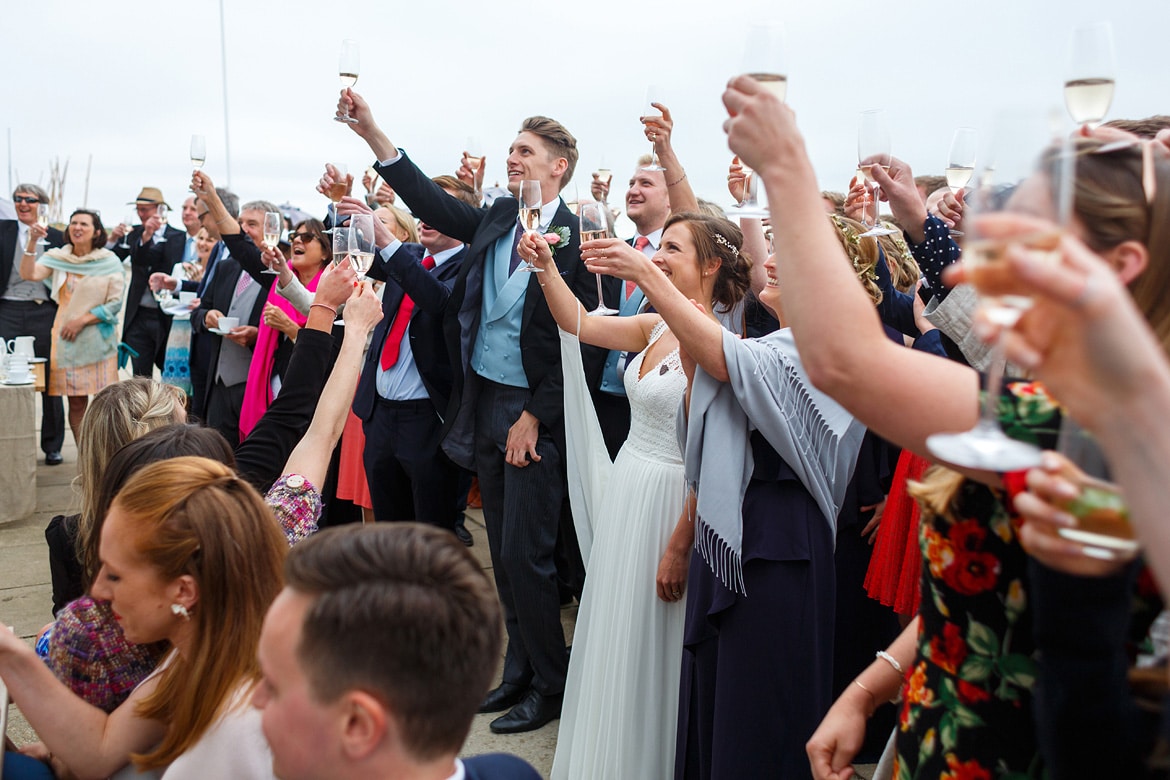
[595,273,606,309]
[979,334,1010,430]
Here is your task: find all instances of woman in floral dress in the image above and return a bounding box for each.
[719,77,1170,779]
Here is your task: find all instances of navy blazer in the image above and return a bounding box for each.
[0,221,64,292]
[353,242,466,421]
[462,753,542,779]
[113,225,186,335]
[190,253,273,400]
[375,153,604,469]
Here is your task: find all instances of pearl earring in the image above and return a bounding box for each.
[171,603,191,620]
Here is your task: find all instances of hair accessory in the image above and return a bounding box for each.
[171,603,191,620]
[711,232,740,258]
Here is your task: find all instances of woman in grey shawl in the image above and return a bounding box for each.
[583,219,867,778]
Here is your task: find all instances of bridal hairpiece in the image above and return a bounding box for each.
[712,232,739,258]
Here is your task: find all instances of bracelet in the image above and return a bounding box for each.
[23,251,35,256]
[216,216,233,225]
[309,302,337,315]
[851,680,877,715]
[875,650,905,676]
[666,172,688,187]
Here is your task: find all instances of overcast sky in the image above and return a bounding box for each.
[3,0,1164,231]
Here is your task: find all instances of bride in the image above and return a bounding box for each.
[521,213,752,779]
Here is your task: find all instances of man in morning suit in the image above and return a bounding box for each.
[349,176,476,543]
[343,89,603,734]
[110,187,186,377]
[254,523,541,780]
[0,183,65,464]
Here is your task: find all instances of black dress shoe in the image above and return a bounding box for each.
[489,689,562,734]
[45,451,63,466]
[454,524,474,547]
[477,682,528,714]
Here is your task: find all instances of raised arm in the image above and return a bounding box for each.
[645,103,699,214]
[20,223,53,281]
[722,75,978,459]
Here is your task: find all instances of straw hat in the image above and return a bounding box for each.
[128,187,170,208]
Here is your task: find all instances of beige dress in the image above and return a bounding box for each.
[48,265,122,396]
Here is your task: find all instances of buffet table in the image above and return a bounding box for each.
[0,380,37,524]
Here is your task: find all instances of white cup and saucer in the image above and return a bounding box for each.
[210,316,239,336]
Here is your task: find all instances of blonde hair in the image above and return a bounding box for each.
[76,379,186,586]
[376,205,418,243]
[828,215,883,306]
[114,457,286,771]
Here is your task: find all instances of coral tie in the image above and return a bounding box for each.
[629,236,650,299]
[380,255,436,370]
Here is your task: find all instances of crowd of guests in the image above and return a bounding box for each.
[1,75,1169,780]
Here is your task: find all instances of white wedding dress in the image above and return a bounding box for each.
[552,320,688,780]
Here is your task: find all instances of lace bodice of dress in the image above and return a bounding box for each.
[622,320,686,464]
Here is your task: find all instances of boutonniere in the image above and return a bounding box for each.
[542,225,572,256]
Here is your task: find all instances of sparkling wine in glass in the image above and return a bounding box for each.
[119,213,135,249]
[580,201,618,316]
[641,87,667,172]
[945,127,978,237]
[857,109,896,238]
[517,180,544,273]
[348,213,376,281]
[926,108,1067,472]
[335,39,360,124]
[325,163,347,233]
[155,204,169,243]
[36,204,49,245]
[465,136,484,181]
[742,22,789,103]
[261,212,282,274]
[332,225,351,268]
[190,134,206,169]
[1065,22,1116,127]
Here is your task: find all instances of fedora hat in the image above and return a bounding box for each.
[128,187,170,208]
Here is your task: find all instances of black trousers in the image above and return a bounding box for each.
[123,307,166,376]
[0,299,65,454]
[206,378,246,446]
[362,397,461,531]
[474,379,569,696]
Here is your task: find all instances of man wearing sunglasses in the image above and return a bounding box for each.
[0,184,66,465]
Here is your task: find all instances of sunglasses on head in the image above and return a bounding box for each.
[13,196,40,204]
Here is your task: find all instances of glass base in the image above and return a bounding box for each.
[262,269,279,275]
[926,424,1044,471]
[859,225,897,238]
[518,264,545,273]
[334,115,359,124]
[1057,527,1140,555]
[587,306,619,317]
[641,163,666,172]
[724,203,770,220]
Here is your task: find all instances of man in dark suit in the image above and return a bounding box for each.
[0,183,65,464]
[188,175,276,442]
[255,523,541,780]
[350,176,475,543]
[110,187,186,377]
[343,89,601,733]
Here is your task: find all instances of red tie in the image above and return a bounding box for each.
[380,255,436,369]
[629,236,650,299]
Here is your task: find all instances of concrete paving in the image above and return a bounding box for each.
[0,400,876,779]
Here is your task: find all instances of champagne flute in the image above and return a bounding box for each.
[36,204,49,245]
[155,204,169,243]
[261,212,282,274]
[926,107,1067,471]
[332,226,353,325]
[641,86,666,172]
[856,109,896,238]
[348,213,376,281]
[1065,22,1116,127]
[190,134,206,169]
[594,156,612,189]
[517,180,544,273]
[580,201,618,316]
[465,136,484,184]
[1052,420,1138,560]
[325,163,348,233]
[724,156,769,219]
[741,21,789,102]
[119,212,135,250]
[945,127,978,237]
[335,40,360,124]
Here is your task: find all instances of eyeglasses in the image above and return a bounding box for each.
[13,196,40,204]
[197,211,212,221]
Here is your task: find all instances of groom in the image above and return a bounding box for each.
[341,90,603,734]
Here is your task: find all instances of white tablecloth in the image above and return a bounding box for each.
[0,381,36,524]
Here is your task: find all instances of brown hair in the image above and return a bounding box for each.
[284,524,501,761]
[115,457,286,771]
[1102,116,1170,139]
[827,215,883,306]
[664,212,753,311]
[76,379,187,587]
[68,209,108,251]
[432,174,481,208]
[1041,137,1170,353]
[914,175,947,199]
[519,116,579,190]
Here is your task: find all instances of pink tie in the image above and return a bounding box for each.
[629,236,650,299]
[380,255,436,369]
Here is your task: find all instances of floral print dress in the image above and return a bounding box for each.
[894,382,1061,780]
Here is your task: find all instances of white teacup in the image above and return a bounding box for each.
[217,316,239,332]
[179,291,197,307]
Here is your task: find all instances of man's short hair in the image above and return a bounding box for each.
[217,188,240,218]
[240,199,279,217]
[12,183,49,202]
[520,116,578,190]
[1103,115,1170,139]
[914,175,947,197]
[284,524,502,761]
[432,175,480,208]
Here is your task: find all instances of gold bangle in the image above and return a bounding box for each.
[309,302,337,315]
[852,680,877,715]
